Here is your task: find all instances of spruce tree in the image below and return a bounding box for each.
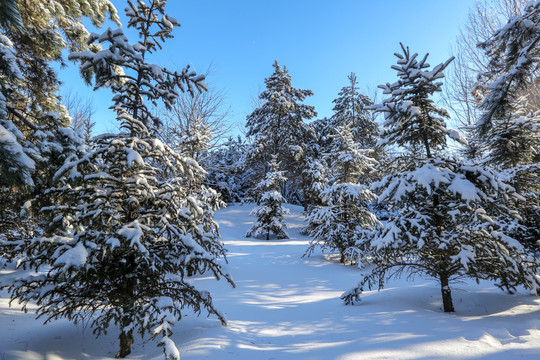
[343,44,540,313]
[1,1,233,358]
[305,124,379,263]
[246,156,289,240]
[245,60,316,203]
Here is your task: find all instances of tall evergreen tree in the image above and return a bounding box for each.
[245,60,316,203]
[343,44,540,313]
[1,1,233,358]
[476,2,540,251]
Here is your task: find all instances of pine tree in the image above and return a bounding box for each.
[375,43,461,157]
[343,44,540,313]
[475,2,540,250]
[0,34,33,189]
[0,0,118,242]
[245,60,316,203]
[1,1,233,358]
[305,124,379,263]
[246,156,289,240]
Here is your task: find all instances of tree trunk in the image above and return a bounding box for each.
[340,252,345,264]
[439,273,455,313]
[116,316,134,358]
[266,230,269,241]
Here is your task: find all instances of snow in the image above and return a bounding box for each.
[52,242,88,269]
[446,128,469,146]
[1,204,540,359]
[0,123,36,177]
[118,221,149,254]
[161,337,180,360]
[447,175,483,202]
[125,148,145,168]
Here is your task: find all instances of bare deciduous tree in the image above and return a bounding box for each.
[62,91,96,143]
[159,67,232,161]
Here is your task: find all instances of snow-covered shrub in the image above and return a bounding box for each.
[247,156,289,240]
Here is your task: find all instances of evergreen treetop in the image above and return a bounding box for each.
[246,60,316,164]
[373,43,463,158]
[331,72,378,148]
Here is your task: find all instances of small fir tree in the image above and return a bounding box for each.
[305,124,379,263]
[1,1,233,358]
[246,156,289,240]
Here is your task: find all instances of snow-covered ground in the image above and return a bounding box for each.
[1,204,540,359]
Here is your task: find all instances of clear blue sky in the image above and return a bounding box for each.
[59,0,476,135]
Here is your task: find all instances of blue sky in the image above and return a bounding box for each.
[59,0,476,135]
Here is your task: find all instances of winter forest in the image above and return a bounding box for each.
[0,0,540,359]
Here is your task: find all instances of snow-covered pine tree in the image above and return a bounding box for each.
[171,114,212,163]
[301,154,328,211]
[246,156,289,240]
[486,100,540,251]
[375,43,459,156]
[343,44,540,313]
[475,2,540,250]
[245,60,316,203]
[305,124,379,263]
[0,34,32,189]
[0,0,118,243]
[330,72,378,149]
[2,1,233,358]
